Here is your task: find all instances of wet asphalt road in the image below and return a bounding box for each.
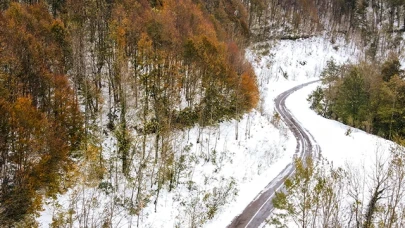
[227,80,321,228]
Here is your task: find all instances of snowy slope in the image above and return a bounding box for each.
[253,37,400,227]
[287,83,393,168]
[259,80,395,228]
[205,36,365,227]
[39,35,390,228]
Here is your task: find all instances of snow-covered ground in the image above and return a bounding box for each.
[258,75,395,228]
[287,83,393,168]
[253,37,399,227]
[39,35,397,228]
[209,35,399,227]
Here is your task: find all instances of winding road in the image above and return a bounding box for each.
[227,80,321,228]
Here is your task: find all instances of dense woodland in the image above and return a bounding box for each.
[308,57,405,142]
[0,0,261,226]
[1,0,405,227]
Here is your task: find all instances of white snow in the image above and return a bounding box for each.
[211,35,394,228]
[38,34,397,228]
[286,82,393,168]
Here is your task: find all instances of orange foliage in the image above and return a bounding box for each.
[0,0,259,224]
[240,70,259,110]
[0,3,83,224]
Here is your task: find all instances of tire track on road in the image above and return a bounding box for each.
[227,80,321,228]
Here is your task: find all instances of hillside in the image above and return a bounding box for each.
[1,0,405,227]
[0,0,261,226]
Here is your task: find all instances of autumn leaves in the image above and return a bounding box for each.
[0,0,260,225]
[0,3,81,225]
[108,0,259,129]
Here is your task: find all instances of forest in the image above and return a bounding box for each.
[1,0,405,227]
[308,57,405,142]
[0,0,260,226]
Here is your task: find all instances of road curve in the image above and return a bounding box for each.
[227,80,321,228]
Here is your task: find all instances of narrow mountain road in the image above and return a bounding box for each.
[227,80,321,228]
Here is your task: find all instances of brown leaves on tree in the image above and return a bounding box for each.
[0,3,82,225]
[0,0,259,224]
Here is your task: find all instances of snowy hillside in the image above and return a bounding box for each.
[5,1,405,228]
[38,34,402,228]
[206,36,366,227]
[256,37,405,227]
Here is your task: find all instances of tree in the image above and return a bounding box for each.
[376,146,405,227]
[320,58,341,84]
[381,57,402,82]
[375,75,405,139]
[0,3,83,224]
[307,86,327,117]
[334,67,369,127]
[270,157,347,228]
